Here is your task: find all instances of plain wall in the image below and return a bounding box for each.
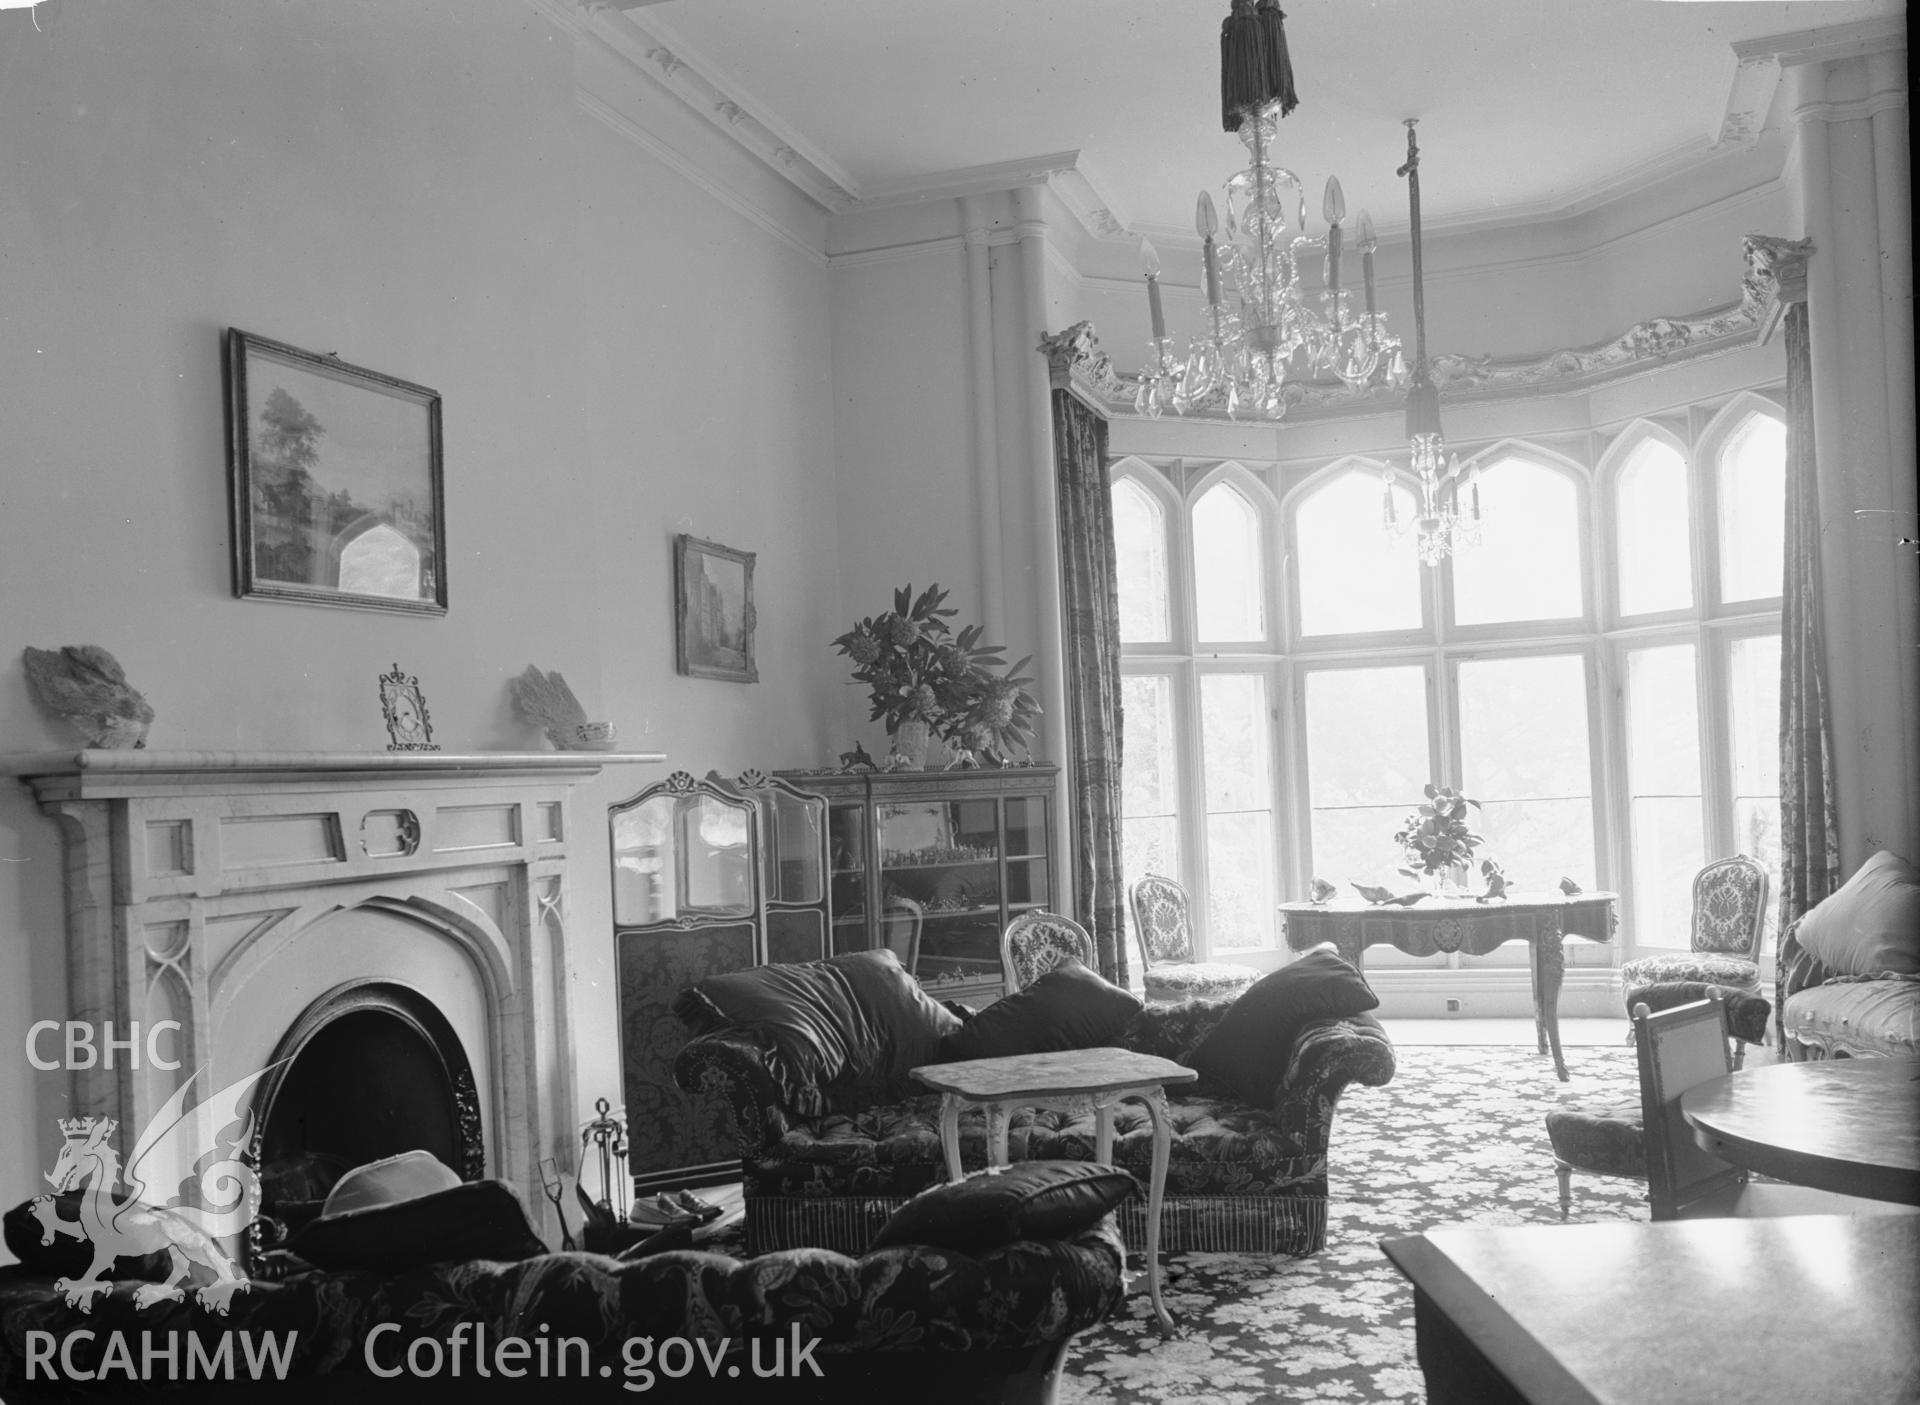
[0,0,843,1212]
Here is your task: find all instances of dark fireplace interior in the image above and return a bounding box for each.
[254,982,484,1255]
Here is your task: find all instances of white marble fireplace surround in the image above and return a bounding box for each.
[2,749,662,1233]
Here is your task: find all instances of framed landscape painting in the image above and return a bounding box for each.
[227,329,447,615]
[674,535,758,683]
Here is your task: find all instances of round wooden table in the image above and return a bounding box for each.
[1681,1058,1920,1205]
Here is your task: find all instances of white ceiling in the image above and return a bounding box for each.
[626,0,1902,237]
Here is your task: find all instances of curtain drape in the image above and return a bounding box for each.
[1777,301,1841,938]
[1051,387,1129,987]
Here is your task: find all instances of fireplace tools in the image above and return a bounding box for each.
[578,1097,631,1228]
[537,1157,576,1251]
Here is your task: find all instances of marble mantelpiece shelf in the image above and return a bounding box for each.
[0,749,667,800]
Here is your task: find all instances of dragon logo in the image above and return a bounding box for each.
[31,1064,275,1315]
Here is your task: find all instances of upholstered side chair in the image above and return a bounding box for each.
[1126,874,1257,1004]
[999,909,1095,992]
[1619,854,1770,1067]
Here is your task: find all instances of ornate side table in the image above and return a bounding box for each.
[911,1048,1198,1332]
[1279,892,1617,1080]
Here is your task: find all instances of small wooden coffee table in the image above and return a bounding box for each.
[911,1047,1197,1332]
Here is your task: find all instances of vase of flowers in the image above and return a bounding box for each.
[833,584,1040,769]
[1393,783,1485,895]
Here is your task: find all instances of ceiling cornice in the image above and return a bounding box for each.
[1093,298,1764,425]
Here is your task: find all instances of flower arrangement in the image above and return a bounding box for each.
[1393,783,1485,879]
[832,584,1040,764]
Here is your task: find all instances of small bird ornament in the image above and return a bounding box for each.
[1477,858,1511,904]
[1558,875,1584,897]
[1352,882,1427,907]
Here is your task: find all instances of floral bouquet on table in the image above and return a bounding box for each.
[1393,783,1485,893]
[832,584,1039,768]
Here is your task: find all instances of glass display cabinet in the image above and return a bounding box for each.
[787,765,1059,1007]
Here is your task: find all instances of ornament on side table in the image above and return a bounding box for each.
[21,644,155,749]
[1476,858,1511,904]
[1393,783,1486,896]
[1558,876,1584,897]
[1352,882,1427,907]
[1309,877,1338,904]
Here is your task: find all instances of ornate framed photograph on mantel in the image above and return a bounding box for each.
[226,329,446,616]
[674,535,758,683]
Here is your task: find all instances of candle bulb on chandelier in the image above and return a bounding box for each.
[1469,463,1482,521]
[1196,192,1223,306]
[1382,471,1398,529]
[1140,237,1167,340]
[1357,210,1378,316]
[1323,177,1345,299]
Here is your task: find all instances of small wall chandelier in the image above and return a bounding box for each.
[1135,0,1403,421]
[1385,118,1480,565]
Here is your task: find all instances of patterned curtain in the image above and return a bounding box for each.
[1051,386,1129,987]
[1777,300,1841,933]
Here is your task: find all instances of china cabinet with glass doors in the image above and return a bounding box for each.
[784,765,1059,1007]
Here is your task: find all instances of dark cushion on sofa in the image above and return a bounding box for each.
[4,1194,172,1281]
[675,948,962,1116]
[941,958,1143,1062]
[871,1160,1137,1255]
[1188,948,1379,1105]
[1795,850,1920,977]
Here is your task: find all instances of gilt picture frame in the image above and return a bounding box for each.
[226,329,447,616]
[674,535,758,683]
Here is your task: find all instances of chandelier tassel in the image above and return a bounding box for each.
[1221,0,1297,131]
[1256,0,1299,116]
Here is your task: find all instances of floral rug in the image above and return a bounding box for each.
[1059,1043,1650,1405]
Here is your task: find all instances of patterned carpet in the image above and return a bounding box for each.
[1059,1042,1650,1405]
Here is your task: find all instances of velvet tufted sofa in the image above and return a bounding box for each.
[676,993,1396,1258]
[0,1225,1125,1404]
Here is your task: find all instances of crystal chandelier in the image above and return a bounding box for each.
[1383,119,1481,565]
[1135,0,1402,420]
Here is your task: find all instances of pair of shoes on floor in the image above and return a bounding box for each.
[627,1190,725,1229]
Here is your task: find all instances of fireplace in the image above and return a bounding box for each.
[4,749,659,1257]
[253,980,485,1248]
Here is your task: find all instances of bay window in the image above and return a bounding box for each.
[1113,392,1786,965]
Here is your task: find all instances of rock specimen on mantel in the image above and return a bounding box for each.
[21,644,155,749]
[509,664,602,750]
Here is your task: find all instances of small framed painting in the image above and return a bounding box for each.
[226,329,447,616]
[674,535,758,683]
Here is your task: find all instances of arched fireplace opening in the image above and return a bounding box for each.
[253,981,485,1258]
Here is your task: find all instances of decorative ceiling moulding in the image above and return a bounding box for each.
[1040,322,1126,419]
[1741,234,1814,344]
[1104,299,1764,425]
[566,0,858,213]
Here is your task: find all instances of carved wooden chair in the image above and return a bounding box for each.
[1544,994,1890,1221]
[1619,855,1770,1068]
[1126,874,1257,1004]
[1633,996,1901,1220]
[1000,910,1095,993]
